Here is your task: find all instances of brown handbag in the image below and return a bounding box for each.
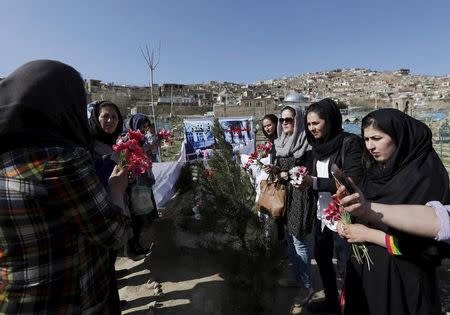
[257,179,286,218]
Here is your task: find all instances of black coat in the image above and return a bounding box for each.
[312,133,363,193]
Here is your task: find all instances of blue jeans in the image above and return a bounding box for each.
[287,233,312,289]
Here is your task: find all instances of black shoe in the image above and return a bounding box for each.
[124,247,146,261]
[135,245,151,256]
[306,300,341,315]
[115,269,128,279]
[127,252,146,261]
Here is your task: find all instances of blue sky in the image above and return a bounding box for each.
[1,0,450,85]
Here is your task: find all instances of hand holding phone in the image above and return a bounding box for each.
[330,163,355,194]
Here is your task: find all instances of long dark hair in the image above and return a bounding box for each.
[262,113,278,141]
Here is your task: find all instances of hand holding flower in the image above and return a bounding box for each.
[243,142,273,171]
[335,177,371,220]
[342,224,386,248]
[113,130,153,175]
[323,194,374,269]
[108,165,128,210]
[341,224,371,243]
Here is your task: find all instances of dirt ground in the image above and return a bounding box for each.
[116,196,450,315]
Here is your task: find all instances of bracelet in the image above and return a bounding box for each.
[385,233,402,255]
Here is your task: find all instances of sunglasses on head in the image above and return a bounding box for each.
[279,117,294,124]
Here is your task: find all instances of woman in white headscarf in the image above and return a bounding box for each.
[266,105,316,307]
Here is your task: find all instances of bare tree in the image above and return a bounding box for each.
[140,41,161,126]
[140,41,162,161]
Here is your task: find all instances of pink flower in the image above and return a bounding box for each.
[157,129,171,141]
[113,130,152,174]
[323,202,343,224]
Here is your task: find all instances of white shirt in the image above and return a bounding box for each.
[315,158,338,232]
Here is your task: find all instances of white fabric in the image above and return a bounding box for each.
[240,154,270,202]
[152,141,254,209]
[151,143,186,208]
[426,201,450,243]
[315,158,337,232]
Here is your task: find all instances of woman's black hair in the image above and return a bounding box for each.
[361,115,378,131]
[262,114,278,124]
[305,102,326,120]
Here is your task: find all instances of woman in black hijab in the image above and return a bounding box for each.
[87,100,126,313]
[0,60,91,151]
[301,98,363,315]
[343,108,450,315]
[88,100,124,186]
[123,113,156,257]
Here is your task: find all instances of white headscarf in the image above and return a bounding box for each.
[274,105,310,159]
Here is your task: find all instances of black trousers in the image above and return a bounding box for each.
[108,249,121,315]
[313,219,348,307]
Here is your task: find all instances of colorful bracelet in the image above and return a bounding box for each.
[385,233,402,255]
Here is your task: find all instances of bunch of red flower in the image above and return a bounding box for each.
[323,195,373,270]
[323,195,346,224]
[243,142,273,169]
[113,129,152,174]
[157,129,171,141]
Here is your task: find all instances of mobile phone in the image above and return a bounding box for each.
[330,163,355,194]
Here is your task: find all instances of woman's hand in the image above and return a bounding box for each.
[108,166,128,194]
[337,221,346,238]
[341,223,371,243]
[108,166,129,210]
[336,178,370,220]
[262,164,273,174]
[296,174,313,190]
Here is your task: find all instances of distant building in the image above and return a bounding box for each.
[160,83,185,96]
[392,93,414,116]
[279,91,312,111]
[397,69,410,76]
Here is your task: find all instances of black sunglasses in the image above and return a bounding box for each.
[279,117,294,124]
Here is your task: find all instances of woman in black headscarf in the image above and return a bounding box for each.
[301,98,363,315]
[88,100,124,185]
[342,108,450,315]
[0,60,128,314]
[123,113,157,257]
[87,100,126,313]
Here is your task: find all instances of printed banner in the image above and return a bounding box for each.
[183,117,253,161]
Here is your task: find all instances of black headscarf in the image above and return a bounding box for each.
[88,101,123,145]
[360,108,450,205]
[305,98,348,160]
[124,113,151,132]
[0,60,90,153]
[345,110,449,315]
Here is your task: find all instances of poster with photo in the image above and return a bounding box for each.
[183,118,215,161]
[183,117,253,161]
[219,117,253,151]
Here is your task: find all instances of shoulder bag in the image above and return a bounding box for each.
[257,177,286,218]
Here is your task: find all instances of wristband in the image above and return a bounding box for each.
[385,233,401,255]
